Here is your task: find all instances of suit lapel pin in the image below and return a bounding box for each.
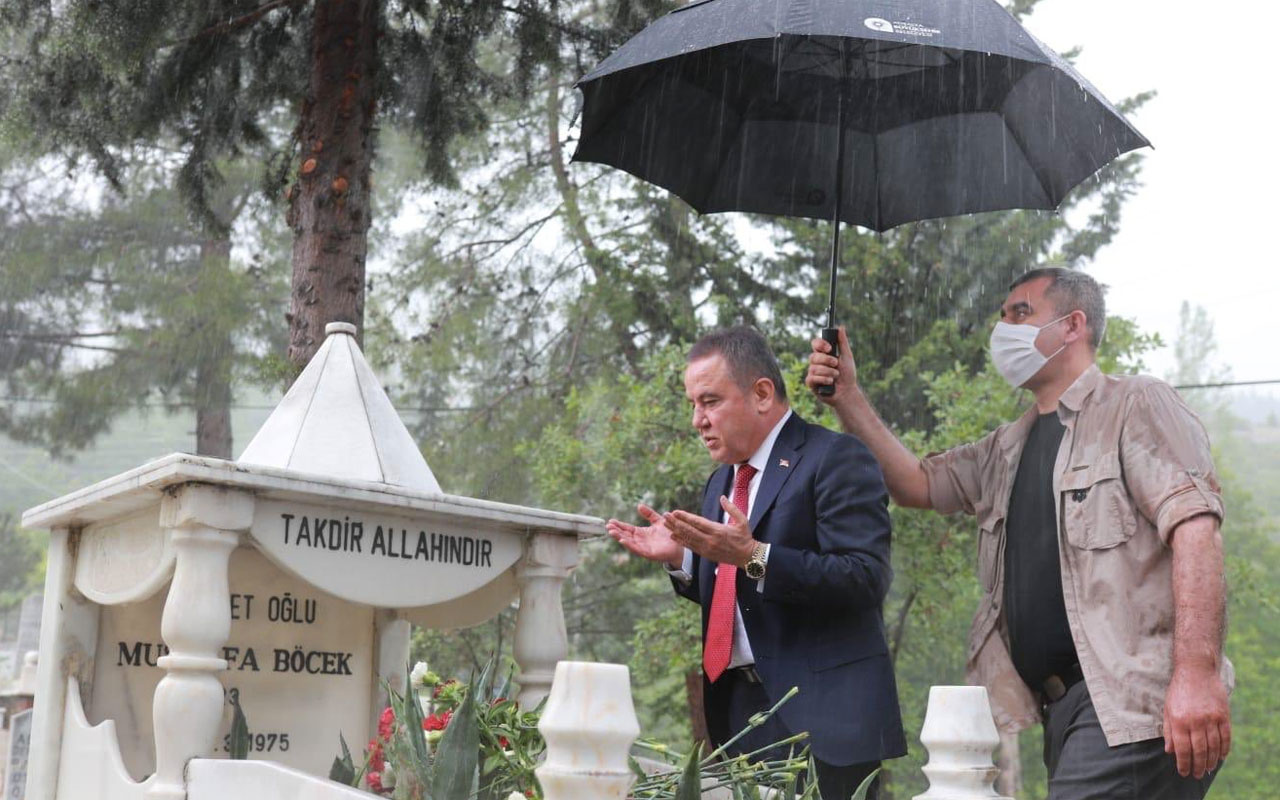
[778,458,790,468]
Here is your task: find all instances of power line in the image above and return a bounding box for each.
[0,395,478,414]
[1174,380,1280,390]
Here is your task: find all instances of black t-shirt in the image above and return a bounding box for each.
[1003,411,1078,691]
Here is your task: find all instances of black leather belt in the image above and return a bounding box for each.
[1041,662,1085,704]
[728,665,762,684]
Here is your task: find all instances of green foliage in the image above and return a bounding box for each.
[0,152,289,457]
[630,603,702,742]
[631,688,819,798]
[1095,315,1163,376]
[0,1,663,226]
[228,690,251,760]
[521,344,710,518]
[1211,470,1280,798]
[429,663,483,800]
[673,743,702,800]
[476,694,545,800]
[360,664,835,799]
[1161,305,1280,799]
[851,768,880,800]
[329,734,357,787]
[378,673,431,796]
[0,515,44,609]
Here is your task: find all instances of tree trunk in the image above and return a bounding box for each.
[195,352,233,458]
[684,668,712,752]
[195,235,234,459]
[286,0,379,370]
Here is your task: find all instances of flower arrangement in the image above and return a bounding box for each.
[330,660,543,800]
[330,661,875,800]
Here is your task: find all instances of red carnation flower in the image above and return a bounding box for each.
[367,739,386,773]
[422,710,452,731]
[377,706,395,740]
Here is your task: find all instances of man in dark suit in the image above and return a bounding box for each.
[607,326,905,800]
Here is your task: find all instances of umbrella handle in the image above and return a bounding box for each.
[816,327,840,397]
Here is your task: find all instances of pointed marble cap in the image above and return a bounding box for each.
[238,322,442,493]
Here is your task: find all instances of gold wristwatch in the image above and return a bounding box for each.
[744,542,768,580]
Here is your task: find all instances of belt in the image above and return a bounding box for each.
[1040,662,1085,705]
[727,665,762,684]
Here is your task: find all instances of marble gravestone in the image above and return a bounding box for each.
[20,323,599,800]
[89,548,377,778]
[9,597,41,684]
[5,709,30,800]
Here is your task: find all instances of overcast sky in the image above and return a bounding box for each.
[1024,0,1280,392]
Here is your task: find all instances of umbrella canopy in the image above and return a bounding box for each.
[572,0,1150,232]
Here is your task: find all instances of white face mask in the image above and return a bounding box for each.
[989,314,1070,388]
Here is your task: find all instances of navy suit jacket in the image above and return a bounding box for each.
[674,412,907,766]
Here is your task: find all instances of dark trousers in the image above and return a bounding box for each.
[721,669,880,800]
[1043,680,1218,800]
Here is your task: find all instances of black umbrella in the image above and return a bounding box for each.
[572,0,1149,388]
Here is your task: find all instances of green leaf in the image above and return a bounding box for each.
[799,755,821,799]
[228,691,250,760]
[400,666,430,762]
[395,666,433,791]
[850,767,880,800]
[674,742,702,800]
[629,755,648,781]
[430,661,492,800]
[329,733,356,786]
[726,761,758,800]
[780,767,799,800]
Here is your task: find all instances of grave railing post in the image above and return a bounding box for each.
[913,685,1012,800]
[536,661,639,800]
[513,532,578,709]
[148,485,252,800]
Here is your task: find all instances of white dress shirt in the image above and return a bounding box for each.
[668,409,792,668]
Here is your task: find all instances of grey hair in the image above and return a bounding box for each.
[1010,267,1107,350]
[687,325,788,402]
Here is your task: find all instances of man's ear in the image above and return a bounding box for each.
[1066,310,1089,345]
[753,377,776,410]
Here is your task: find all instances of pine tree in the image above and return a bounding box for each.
[0,148,288,457]
[0,0,650,369]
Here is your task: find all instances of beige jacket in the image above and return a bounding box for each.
[921,364,1232,746]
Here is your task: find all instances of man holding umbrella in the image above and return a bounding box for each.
[806,267,1232,799]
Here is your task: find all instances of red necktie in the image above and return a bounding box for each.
[703,462,757,683]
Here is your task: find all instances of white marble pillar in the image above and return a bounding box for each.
[24,527,98,800]
[513,532,578,709]
[536,661,639,800]
[372,609,410,731]
[914,685,1012,800]
[149,485,253,800]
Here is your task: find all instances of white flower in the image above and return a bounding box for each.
[410,661,431,687]
[382,764,396,789]
[507,793,526,800]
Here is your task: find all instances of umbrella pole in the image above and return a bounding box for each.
[817,69,847,397]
